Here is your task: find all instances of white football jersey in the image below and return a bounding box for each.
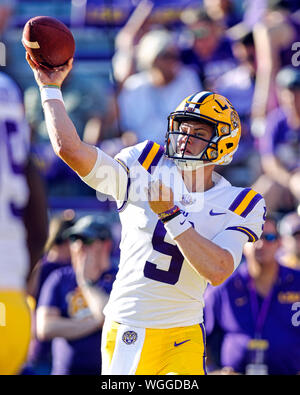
[82,140,265,328]
[0,72,30,289]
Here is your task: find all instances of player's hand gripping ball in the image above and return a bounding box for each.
[22,16,75,69]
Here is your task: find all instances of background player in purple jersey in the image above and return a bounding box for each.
[204,216,300,375]
[0,69,48,375]
[26,212,74,374]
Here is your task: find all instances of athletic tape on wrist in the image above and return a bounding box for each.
[40,85,64,106]
[164,213,192,240]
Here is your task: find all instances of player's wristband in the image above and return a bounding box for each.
[40,84,64,106]
[164,213,192,240]
[160,210,181,224]
[158,205,180,223]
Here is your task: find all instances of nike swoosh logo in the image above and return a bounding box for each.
[174,339,191,347]
[180,220,195,228]
[209,209,226,216]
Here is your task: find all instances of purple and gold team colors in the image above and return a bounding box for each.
[101,321,207,375]
[0,72,31,375]
[38,265,116,375]
[204,263,300,375]
[81,137,265,374]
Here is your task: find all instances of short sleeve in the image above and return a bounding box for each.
[214,195,266,270]
[81,143,148,207]
[213,229,248,270]
[113,141,151,209]
[227,197,266,242]
[80,147,128,202]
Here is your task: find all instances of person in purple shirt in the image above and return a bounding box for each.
[204,216,300,375]
[30,213,75,300]
[255,67,300,213]
[25,213,74,374]
[35,215,116,375]
[180,9,237,90]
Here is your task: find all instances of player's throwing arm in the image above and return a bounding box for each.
[25,53,97,177]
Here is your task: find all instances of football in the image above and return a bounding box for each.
[22,16,75,69]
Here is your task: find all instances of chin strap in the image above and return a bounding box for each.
[174,158,215,171]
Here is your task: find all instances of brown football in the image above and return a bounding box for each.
[22,16,75,69]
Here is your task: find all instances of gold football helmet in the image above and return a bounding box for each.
[165,91,241,170]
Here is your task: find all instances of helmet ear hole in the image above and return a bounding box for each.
[226,143,234,149]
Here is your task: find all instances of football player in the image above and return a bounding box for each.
[0,71,48,374]
[26,54,266,375]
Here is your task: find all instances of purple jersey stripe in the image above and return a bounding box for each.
[240,193,263,218]
[117,175,131,213]
[138,140,154,165]
[226,226,258,242]
[115,158,129,173]
[148,145,164,174]
[229,188,252,212]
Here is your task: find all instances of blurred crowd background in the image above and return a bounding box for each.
[0,0,300,375]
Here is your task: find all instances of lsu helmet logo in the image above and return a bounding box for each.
[186,106,195,112]
[122,331,138,345]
